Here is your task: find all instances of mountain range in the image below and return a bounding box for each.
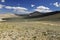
[0,11,60,21]
[27,11,60,18]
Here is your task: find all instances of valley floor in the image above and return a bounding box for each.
[0,21,60,40]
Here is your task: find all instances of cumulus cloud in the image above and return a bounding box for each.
[31,4,35,7]
[0,4,4,9]
[14,7,28,10]
[1,0,5,2]
[5,6,13,9]
[5,6,27,10]
[53,2,60,7]
[13,7,29,13]
[35,6,52,12]
[5,6,30,14]
[15,9,31,14]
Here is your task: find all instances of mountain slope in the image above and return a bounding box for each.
[27,11,60,17]
[0,14,18,18]
[0,13,19,21]
[38,12,60,21]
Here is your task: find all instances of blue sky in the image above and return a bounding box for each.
[0,0,60,14]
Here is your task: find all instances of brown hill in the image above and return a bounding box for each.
[27,11,60,18]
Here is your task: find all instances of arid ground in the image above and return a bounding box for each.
[0,13,60,40]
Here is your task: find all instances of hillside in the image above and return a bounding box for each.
[0,11,60,22]
[40,13,60,20]
[38,11,60,21]
[0,13,19,21]
[0,14,18,18]
[24,11,60,22]
[27,11,60,18]
[0,12,60,40]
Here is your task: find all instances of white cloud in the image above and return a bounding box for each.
[31,4,35,7]
[35,6,52,12]
[15,9,31,14]
[5,6,27,10]
[14,7,28,10]
[53,2,60,7]
[5,6,30,14]
[0,4,30,14]
[5,6,13,9]
[0,4,4,9]
[37,6,49,10]
[1,0,5,2]
[14,7,29,13]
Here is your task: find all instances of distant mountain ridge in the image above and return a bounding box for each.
[0,11,60,22]
[0,14,18,18]
[27,11,60,18]
[15,11,60,18]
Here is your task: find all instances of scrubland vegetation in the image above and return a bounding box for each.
[0,11,60,40]
[0,21,60,40]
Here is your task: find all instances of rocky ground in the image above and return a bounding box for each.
[0,22,60,40]
[0,29,60,40]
